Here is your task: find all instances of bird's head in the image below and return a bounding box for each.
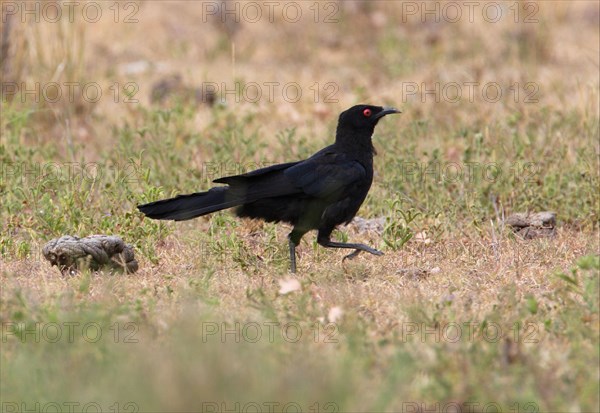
[336,104,400,148]
[338,104,400,130]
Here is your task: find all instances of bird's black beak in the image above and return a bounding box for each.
[373,107,401,120]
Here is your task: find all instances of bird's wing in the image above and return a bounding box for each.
[284,152,366,198]
[213,161,301,184]
[212,150,365,201]
[212,160,304,201]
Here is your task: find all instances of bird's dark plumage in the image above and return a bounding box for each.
[138,104,400,272]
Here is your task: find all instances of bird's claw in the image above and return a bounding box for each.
[343,249,361,261]
[342,247,383,262]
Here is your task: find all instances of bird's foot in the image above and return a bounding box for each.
[369,248,384,256]
[342,249,361,261]
[342,246,383,262]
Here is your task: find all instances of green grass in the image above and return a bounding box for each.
[1,2,599,412]
[2,101,598,412]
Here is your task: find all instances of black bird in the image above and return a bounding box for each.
[138,104,400,272]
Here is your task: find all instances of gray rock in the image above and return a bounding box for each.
[43,235,138,275]
[506,212,556,239]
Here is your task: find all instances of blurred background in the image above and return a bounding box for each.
[2,0,598,155]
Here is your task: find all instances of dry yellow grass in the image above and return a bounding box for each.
[1,1,599,411]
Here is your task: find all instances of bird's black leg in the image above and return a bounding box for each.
[317,237,384,261]
[288,229,306,273]
[289,238,297,273]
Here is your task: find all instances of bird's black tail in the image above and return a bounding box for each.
[137,187,242,221]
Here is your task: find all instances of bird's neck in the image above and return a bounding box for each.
[334,126,376,155]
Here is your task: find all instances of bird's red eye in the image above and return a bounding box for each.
[363,108,372,117]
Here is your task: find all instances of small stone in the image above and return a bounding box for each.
[278,277,301,295]
[328,306,344,323]
[506,211,556,229]
[506,211,556,239]
[351,217,386,234]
